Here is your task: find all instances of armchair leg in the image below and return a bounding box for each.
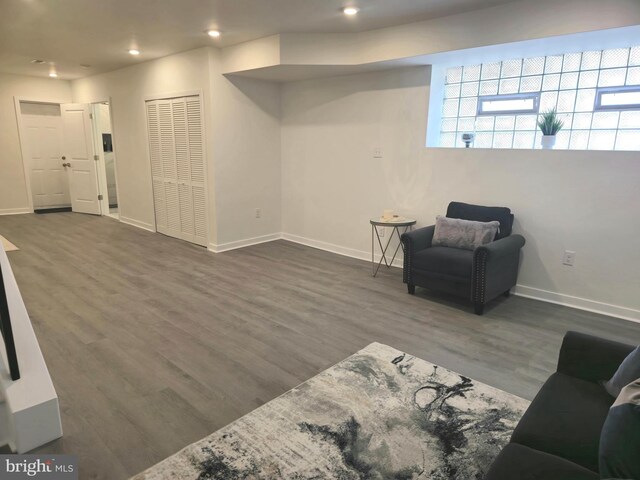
[474,302,485,315]
[407,283,415,295]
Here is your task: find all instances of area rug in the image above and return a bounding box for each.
[132,343,529,479]
[0,235,18,252]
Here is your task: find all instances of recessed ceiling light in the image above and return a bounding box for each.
[49,72,58,78]
[207,30,221,38]
[128,49,140,56]
[343,6,359,15]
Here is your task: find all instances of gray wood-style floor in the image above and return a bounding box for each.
[1,213,639,479]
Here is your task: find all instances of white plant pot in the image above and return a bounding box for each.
[541,135,556,149]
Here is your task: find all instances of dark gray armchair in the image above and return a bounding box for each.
[401,202,525,315]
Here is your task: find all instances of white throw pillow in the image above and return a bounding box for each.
[432,216,500,250]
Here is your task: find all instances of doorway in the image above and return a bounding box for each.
[16,99,119,218]
[90,102,119,220]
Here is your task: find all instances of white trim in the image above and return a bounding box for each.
[282,233,638,323]
[208,233,282,253]
[0,208,31,216]
[281,232,404,268]
[514,285,640,324]
[143,89,204,102]
[119,216,155,233]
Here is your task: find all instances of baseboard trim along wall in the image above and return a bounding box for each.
[130,224,638,324]
[279,232,639,323]
[119,216,155,233]
[208,233,283,253]
[281,233,404,269]
[513,285,640,324]
[0,208,31,216]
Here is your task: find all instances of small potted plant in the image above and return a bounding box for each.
[537,109,564,149]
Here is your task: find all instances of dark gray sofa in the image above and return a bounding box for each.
[400,202,525,315]
[485,331,635,479]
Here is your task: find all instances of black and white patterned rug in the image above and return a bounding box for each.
[132,343,529,479]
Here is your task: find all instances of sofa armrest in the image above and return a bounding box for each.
[400,225,435,255]
[557,331,634,384]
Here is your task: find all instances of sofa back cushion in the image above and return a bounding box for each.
[432,216,500,251]
[599,378,640,480]
[446,202,513,239]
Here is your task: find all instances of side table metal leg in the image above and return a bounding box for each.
[371,224,375,277]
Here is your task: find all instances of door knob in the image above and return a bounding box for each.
[61,156,66,160]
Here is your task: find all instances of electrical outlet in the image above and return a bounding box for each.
[255,208,261,219]
[378,227,385,237]
[373,147,383,158]
[562,250,576,266]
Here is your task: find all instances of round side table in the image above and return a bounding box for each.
[370,217,416,277]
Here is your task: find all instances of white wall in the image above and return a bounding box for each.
[72,47,214,234]
[0,73,72,214]
[208,49,282,250]
[281,66,640,320]
[71,47,282,247]
[224,0,640,77]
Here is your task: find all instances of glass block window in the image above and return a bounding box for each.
[439,45,640,150]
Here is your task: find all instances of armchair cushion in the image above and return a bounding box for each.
[432,216,500,250]
[447,201,514,239]
[412,246,473,278]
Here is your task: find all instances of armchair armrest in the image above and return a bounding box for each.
[556,331,634,384]
[472,234,525,306]
[474,234,525,260]
[401,226,434,285]
[400,225,435,255]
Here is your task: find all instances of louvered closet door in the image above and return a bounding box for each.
[186,97,207,245]
[146,96,207,246]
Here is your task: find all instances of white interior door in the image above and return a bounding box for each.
[61,103,101,215]
[20,108,69,209]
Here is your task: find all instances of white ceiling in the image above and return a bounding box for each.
[0,0,515,80]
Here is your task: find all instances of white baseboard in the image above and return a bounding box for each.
[0,208,31,216]
[281,232,403,268]
[208,233,283,253]
[283,233,639,324]
[514,285,640,324]
[109,221,640,324]
[119,216,155,233]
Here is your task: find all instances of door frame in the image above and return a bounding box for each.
[143,89,210,246]
[14,96,71,213]
[88,99,121,219]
